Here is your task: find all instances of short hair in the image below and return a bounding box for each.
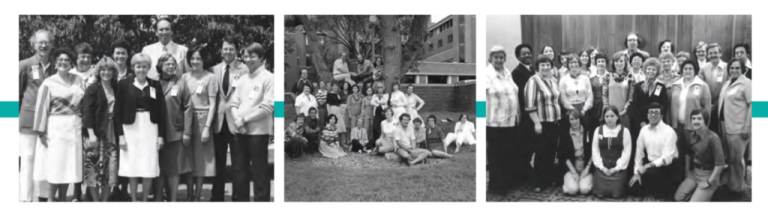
[535,55,553,71]
[659,52,675,61]
[326,114,338,125]
[74,42,94,56]
[427,114,438,124]
[648,102,662,111]
[578,50,592,68]
[706,43,722,53]
[566,109,584,128]
[413,118,423,125]
[696,41,708,51]
[541,45,555,56]
[29,29,55,47]
[222,35,240,50]
[351,84,360,93]
[94,57,118,83]
[406,84,415,91]
[399,113,411,121]
[186,44,214,70]
[155,53,177,76]
[515,44,533,59]
[156,17,173,31]
[559,50,571,61]
[593,52,608,66]
[727,58,747,75]
[384,107,395,116]
[680,59,700,76]
[733,43,751,56]
[676,51,690,59]
[49,48,76,66]
[295,113,306,122]
[611,51,628,72]
[689,108,710,125]
[565,55,581,68]
[242,42,267,60]
[111,39,132,57]
[308,107,317,113]
[642,57,662,75]
[658,40,675,53]
[130,53,152,67]
[624,32,645,49]
[629,52,647,65]
[602,105,621,124]
[458,113,469,121]
[488,45,507,63]
[301,83,312,92]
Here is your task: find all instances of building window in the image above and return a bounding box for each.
[429,44,433,51]
[402,75,417,84]
[448,34,453,43]
[458,76,475,82]
[427,75,448,84]
[438,39,443,48]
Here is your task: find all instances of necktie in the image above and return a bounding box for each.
[223,64,230,95]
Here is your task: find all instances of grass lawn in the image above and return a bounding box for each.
[284,98,476,201]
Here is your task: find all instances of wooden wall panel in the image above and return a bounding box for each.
[521,15,751,65]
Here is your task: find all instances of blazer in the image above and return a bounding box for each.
[512,63,534,126]
[212,60,249,134]
[19,55,56,132]
[141,41,188,80]
[630,80,669,125]
[558,125,592,165]
[114,77,166,137]
[82,82,119,139]
[718,75,752,134]
[161,76,194,141]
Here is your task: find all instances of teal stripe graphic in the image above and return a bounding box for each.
[275,101,284,118]
[476,101,485,118]
[752,101,768,118]
[0,101,19,118]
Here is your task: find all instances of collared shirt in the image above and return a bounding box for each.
[220,61,240,88]
[558,73,593,110]
[394,123,415,149]
[486,64,519,127]
[591,125,632,171]
[117,67,128,81]
[718,75,752,134]
[294,93,318,117]
[689,129,725,168]
[629,68,646,83]
[142,41,188,80]
[370,93,389,110]
[522,64,530,71]
[414,127,426,143]
[351,127,368,143]
[634,121,678,174]
[524,73,561,123]
[333,58,349,75]
[699,60,728,102]
[570,126,585,158]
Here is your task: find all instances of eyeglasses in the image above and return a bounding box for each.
[648,110,662,116]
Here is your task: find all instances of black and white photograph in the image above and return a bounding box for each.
[485,15,751,202]
[18,15,275,202]
[283,15,476,201]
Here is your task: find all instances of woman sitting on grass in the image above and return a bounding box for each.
[371,108,398,155]
[319,114,346,158]
[443,114,476,153]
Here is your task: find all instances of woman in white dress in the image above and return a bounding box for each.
[114,53,166,202]
[33,48,84,202]
[388,83,408,120]
[443,114,476,153]
[372,108,399,154]
[404,84,425,123]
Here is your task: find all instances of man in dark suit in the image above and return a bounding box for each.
[510,43,534,186]
[211,35,249,201]
[19,29,56,202]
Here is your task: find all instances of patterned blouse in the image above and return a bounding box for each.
[486,64,519,127]
[524,73,561,123]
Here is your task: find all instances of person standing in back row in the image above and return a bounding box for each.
[141,16,188,80]
[511,44,534,178]
[230,42,274,202]
[211,36,249,201]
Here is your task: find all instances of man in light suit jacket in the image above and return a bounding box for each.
[141,17,188,80]
[211,35,249,201]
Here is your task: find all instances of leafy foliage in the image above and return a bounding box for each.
[19,15,274,70]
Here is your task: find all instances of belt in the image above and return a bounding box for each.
[136,108,149,112]
[693,163,714,171]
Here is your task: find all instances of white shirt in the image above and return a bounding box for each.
[394,123,415,149]
[591,125,632,171]
[677,80,692,122]
[370,94,390,110]
[634,121,678,175]
[294,93,318,117]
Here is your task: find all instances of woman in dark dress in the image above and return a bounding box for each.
[591,105,632,198]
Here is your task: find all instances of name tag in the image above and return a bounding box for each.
[249,86,259,100]
[170,86,179,96]
[654,85,662,96]
[195,83,205,94]
[31,67,41,80]
[693,86,701,96]
[149,87,156,99]
[716,72,724,82]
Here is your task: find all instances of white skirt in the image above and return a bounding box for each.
[392,106,407,121]
[118,112,160,178]
[444,131,476,145]
[33,115,83,184]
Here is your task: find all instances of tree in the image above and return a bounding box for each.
[376,15,430,91]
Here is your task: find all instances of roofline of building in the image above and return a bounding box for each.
[428,15,455,31]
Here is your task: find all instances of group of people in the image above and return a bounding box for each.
[19,17,274,202]
[289,52,476,165]
[487,32,751,202]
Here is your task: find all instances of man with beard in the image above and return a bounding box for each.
[354,54,376,90]
[511,44,534,178]
[19,29,56,202]
[628,102,679,199]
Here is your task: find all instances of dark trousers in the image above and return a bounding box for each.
[487,126,520,193]
[532,122,559,188]
[233,134,271,202]
[628,157,681,197]
[350,139,366,152]
[212,120,239,201]
[305,133,319,154]
[285,137,307,159]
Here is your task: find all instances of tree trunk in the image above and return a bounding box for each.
[298,15,333,82]
[400,15,430,77]
[378,15,402,92]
